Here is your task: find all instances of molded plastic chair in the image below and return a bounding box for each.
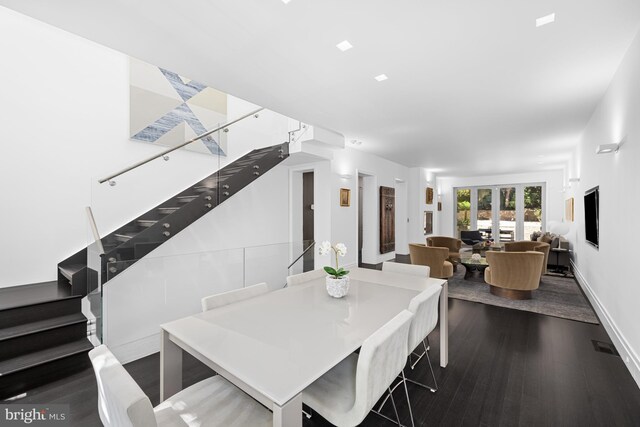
[377,286,442,421]
[382,261,430,278]
[89,345,271,427]
[286,268,326,287]
[409,243,453,279]
[201,282,268,312]
[302,311,415,427]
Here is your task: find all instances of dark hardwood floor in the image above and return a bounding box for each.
[4,290,640,426]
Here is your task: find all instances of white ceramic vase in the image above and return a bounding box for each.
[326,275,350,298]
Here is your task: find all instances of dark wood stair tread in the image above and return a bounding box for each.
[58,264,85,281]
[0,339,93,376]
[0,282,73,311]
[0,313,87,342]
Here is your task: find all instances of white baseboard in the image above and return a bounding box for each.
[572,261,640,389]
[108,333,160,364]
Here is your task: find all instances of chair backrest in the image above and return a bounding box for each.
[201,282,268,312]
[407,286,442,353]
[88,345,157,427]
[485,251,544,290]
[286,268,326,287]
[504,241,550,275]
[382,261,430,278]
[427,236,462,252]
[351,310,414,426]
[409,243,448,278]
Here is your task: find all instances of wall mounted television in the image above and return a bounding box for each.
[584,186,599,249]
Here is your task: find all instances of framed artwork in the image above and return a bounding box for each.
[565,197,574,222]
[340,188,351,207]
[130,57,228,156]
[423,211,433,235]
[437,201,442,211]
[426,187,434,204]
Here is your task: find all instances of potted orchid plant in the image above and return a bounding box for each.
[319,241,350,298]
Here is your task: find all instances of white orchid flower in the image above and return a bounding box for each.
[318,240,332,256]
[335,243,347,257]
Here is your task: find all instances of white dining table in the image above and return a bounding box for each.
[160,267,448,427]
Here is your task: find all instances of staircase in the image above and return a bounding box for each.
[0,282,93,399]
[0,142,289,399]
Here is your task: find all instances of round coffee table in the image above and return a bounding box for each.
[460,257,489,280]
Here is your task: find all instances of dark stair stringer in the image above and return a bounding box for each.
[58,141,289,291]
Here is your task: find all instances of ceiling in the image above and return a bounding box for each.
[3,0,640,176]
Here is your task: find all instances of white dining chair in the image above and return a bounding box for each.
[201,282,268,312]
[286,268,326,287]
[88,345,271,427]
[405,285,442,391]
[382,261,430,278]
[302,310,415,427]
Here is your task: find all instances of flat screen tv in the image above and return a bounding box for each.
[584,186,599,248]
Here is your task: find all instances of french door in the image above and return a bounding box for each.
[455,184,544,241]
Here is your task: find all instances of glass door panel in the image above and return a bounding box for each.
[477,188,493,240]
[499,187,516,242]
[524,185,543,239]
[456,188,471,238]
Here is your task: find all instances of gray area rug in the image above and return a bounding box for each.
[448,267,599,324]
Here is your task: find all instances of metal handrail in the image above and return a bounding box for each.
[287,241,316,269]
[98,107,265,184]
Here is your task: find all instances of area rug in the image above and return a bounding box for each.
[448,267,599,324]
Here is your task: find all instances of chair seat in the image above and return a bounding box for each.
[437,260,453,279]
[302,353,358,425]
[154,376,272,427]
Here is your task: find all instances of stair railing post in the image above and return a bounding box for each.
[86,206,105,255]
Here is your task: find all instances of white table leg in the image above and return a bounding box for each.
[440,281,448,367]
[273,393,302,427]
[160,329,182,401]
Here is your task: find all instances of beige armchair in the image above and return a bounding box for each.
[409,243,453,279]
[485,251,544,300]
[504,241,550,275]
[427,236,462,265]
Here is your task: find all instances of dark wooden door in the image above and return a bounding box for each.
[380,186,395,254]
[302,172,314,271]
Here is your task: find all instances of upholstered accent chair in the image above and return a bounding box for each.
[427,236,462,266]
[460,230,487,246]
[504,241,550,275]
[484,251,544,300]
[409,243,453,279]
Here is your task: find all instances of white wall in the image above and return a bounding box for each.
[437,170,565,238]
[408,168,441,245]
[0,8,291,288]
[566,29,640,386]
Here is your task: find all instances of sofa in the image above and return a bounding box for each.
[484,251,545,300]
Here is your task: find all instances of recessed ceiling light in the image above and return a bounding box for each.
[374,74,388,82]
[282,0,292,3]
[536,13,555,27]
[336,40,353,52]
